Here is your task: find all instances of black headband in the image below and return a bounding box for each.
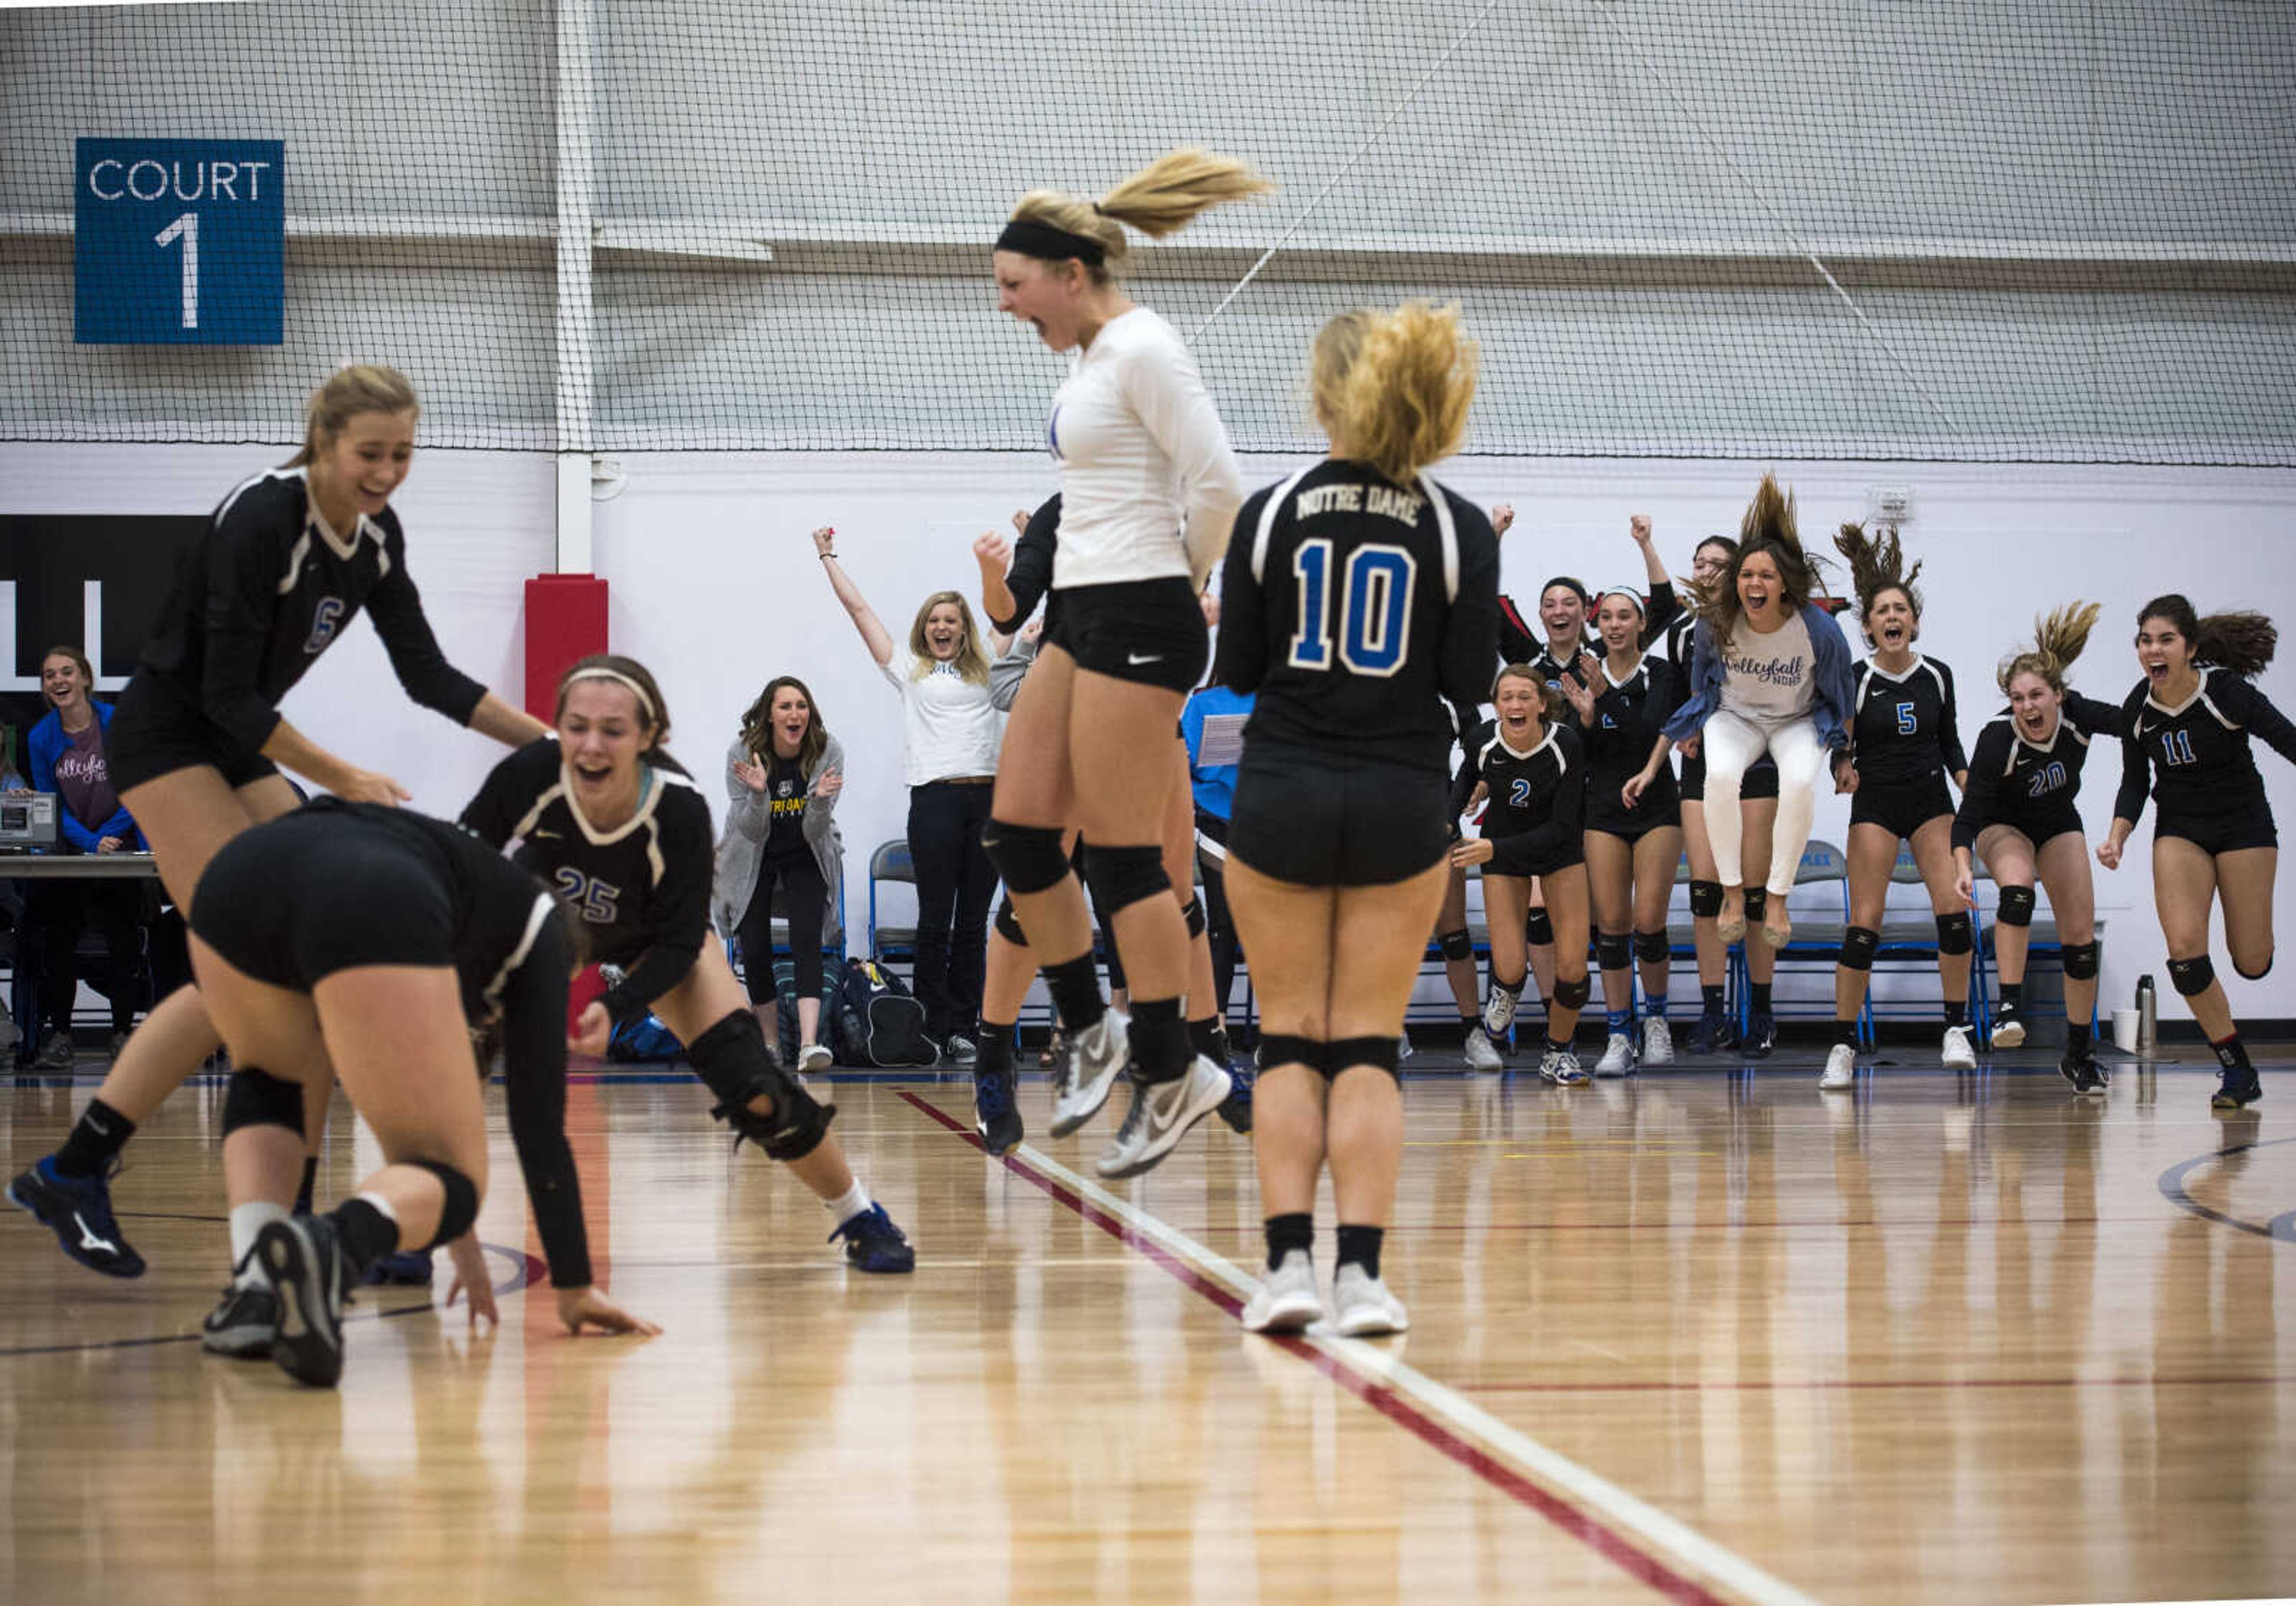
[996,217,1106,267]
[1541,575,1593,606]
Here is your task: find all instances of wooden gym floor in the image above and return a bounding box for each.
[4,1045,2291,1605]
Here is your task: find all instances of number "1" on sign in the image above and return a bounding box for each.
[153,212,198,329]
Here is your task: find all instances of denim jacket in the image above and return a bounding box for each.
[1661,606,1857,753]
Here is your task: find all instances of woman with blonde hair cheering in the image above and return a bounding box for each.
[982,148,1271,1178]
[817,544,1004,1064]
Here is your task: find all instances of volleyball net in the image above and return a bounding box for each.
[3,0,2292,462]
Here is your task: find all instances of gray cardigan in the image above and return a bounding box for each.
[712,732,846,947]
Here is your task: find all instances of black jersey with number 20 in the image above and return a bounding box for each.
[1215,459,1499,775]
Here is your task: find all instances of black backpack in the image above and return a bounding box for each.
[833,958,937,1067]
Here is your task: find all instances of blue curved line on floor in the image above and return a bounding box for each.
[0,1239,532,1360]
[2155,1136,2296,1244]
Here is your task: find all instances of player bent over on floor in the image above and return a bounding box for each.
[189,796,655,1387]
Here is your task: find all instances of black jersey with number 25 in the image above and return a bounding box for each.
[1215,459,1499,774]
[462,737,715,1022]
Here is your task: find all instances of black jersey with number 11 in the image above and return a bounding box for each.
[1215,460,1499,775]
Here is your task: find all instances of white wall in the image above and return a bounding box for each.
[592,448,2296,1024]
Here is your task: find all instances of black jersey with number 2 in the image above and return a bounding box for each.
[1451,719,1586,876]
[462,737,715,1023]
[1216,459,1499,774]
[135,466,486,752]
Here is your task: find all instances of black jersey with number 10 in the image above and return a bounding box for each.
[1214,460,1499,774]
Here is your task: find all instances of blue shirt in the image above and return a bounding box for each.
[1181,685,1254,820]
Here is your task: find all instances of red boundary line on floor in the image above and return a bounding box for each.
[897,1089,1736,1606]
[1456,1375,2294,1393]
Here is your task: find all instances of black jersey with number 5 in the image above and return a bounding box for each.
[1216,459,1499,774]
[136,466,487,753]
[462,737,715,1022]
[1846,656,1968,786]
[2114,668,2296,829]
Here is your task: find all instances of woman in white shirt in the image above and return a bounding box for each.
[979,148,1268,1180]
[1641,475,1858,951]
[816,532,1003,1063]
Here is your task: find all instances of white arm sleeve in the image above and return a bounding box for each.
[1123,330,1244,591]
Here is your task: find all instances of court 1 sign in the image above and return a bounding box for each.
[74,138,284,344]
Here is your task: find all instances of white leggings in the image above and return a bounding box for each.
[1700,710,1830,896]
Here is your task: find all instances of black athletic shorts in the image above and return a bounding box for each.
[1049,576,1207,694]
[2157,804,2279,857]
[1585,775,1682,839]
[1977,806,2086,853]
[106,668,280,793]
[1680,747,1778,804]
[192,808,457,990]
[1849,771,1956,842]
[1228,742,1450,888]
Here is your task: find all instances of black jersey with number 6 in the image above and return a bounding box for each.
[2114,668,2296,830]
[135,466,487,753]
[1216,460,1499,774]
[462,737,715,1022]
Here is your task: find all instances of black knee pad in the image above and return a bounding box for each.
[407,1159,480,1248]
[1525,908,1555,947]
[1326,1036,1402,1083]
[1995,885,2036,928]
[1935,911,1974,957]
[2234,952,2274,982]
[1596,932,1633,973]
[1082,842,1170,918]
[1553,976,1591,1010]
[1256,1034,1327,1074]
[1688,880,1723,918]
[2062,939,2100,981]
[1839,926,1880,971]
[1742,887,1768,921]
[981,819,1070,895]
[993,896,1028,946]
[1633,929,1671,965]
[1181,894,1207,939]
[222,1067,304,1138]
[1437,927,1473,962]
[2167,955,2215,997]
[688,1010,838,1160]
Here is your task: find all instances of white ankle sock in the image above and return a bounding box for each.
[230,1201,290,1284]
[822,1178,869,1225]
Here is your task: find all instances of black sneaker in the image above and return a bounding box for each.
[1742,1012,1778,1060]
[2212,1063,2263,1110]
[972,1066,1024,1156]
[1216,1060,1255,1135]
[942,1033,978,1068]
[2059,1051,2109,1095]
[202,1275,280,1358]
[8,1155,145,1277]
[257,1215,351,1387]
[829,1202,915,1273]
[30,1034,75,1071]
[364,1247,436,1286]
[1684,1010,1739,1056]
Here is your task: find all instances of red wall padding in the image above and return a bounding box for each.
[523,574,609,724]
